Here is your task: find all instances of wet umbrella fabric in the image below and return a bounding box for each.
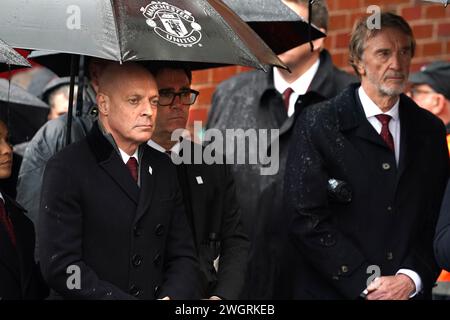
[0,38,31,72]
[0,79,49,145]
[222,0,326,54]
[0,0,286,71]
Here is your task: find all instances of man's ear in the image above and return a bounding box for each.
[355,58,366,77]
[96,93,109,116]
[312,28,326,51]
[431,94,446,115]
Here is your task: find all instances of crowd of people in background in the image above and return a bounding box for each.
[1,0,450,300]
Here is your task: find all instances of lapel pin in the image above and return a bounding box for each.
[148,165,153,175]
[196,176,203,185]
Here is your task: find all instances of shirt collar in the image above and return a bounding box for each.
[273,58,320,96]
[358,86,400,121]
[118,148,139,165]
[147,139,181,155]
[0,192,4,204]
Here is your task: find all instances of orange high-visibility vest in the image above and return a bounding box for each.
[438,270,450,282]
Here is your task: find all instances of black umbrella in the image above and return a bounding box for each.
[222,0,326,54]
[0,38,31,73]
[0,79,49,145]
[0,0,286,71]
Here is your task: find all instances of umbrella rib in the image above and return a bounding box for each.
[206,0,265,71]
[109,0,123,63]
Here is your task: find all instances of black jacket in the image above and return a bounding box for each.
[39,122,201,299]
[435,178,450,271]
[285,84,449,299]
[174,141,249,299]
[17,109,95,258]
[208,49,357,298]
[0,193,48,300]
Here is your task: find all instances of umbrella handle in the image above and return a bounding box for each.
[76,55,85,117]
[65,54,78,146]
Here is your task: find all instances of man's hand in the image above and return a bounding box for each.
[209,296,222,300]
[365,274,415,300]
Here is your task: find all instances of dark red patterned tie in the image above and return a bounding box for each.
[126,157,138,182]
[375,114,395,152]
[0,199,16,247]
[282,87,294,111]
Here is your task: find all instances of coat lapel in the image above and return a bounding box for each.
[338,85,391,151]
[0,195,21,286]
[6,198,33,296]
[397,95,426,179]
[183,162,208,242]
[133,146,155,224]
[87,122,139,205]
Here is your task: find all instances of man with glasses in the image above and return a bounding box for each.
[148,65,249,300]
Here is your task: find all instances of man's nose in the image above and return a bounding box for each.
[142,101,155,117]
[171,94,183,109]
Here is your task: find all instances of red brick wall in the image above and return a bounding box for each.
[189,0,450,129]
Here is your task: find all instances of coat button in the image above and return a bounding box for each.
[129,285,141,297]
[341,265,349,273]
[387,252,394,260]
[132,254,143,267]
[382,163,391,170]
[133,226,142,237]
[153,253,161,266]
[155,224,164,236]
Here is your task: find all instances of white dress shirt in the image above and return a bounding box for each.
[273,59,320,117]
[358,86,422,297]
[118,148,139,165]
[147,140,181,155]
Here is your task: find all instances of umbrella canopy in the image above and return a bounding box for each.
[222,0,326,54]
[0,79,49,144]
[0,0,286,71]
[0,38,31,72]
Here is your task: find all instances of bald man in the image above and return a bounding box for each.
[39,62,201,300]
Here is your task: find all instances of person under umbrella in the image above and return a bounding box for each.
[0,79,49,197]
[0,118,48,299]
[41,77,78,120]
[207,0,356,299]
[39,62,201,299]
[148,65,249,300]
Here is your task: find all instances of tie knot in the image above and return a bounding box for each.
[282,87,294,111]
[375,114,392,126]
[126,157,138,182]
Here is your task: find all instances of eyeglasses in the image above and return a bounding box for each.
[158,89,199,107]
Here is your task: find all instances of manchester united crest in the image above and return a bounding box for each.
[141,2,202,47]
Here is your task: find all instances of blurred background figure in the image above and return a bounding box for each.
[408,61,450,152]
[41,77,77,120]
[409,61,450,299]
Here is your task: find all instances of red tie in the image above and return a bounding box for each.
[0,199,16,247]
[282,87,294,112]
[126,157,138,182]
[375,114,395,152]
